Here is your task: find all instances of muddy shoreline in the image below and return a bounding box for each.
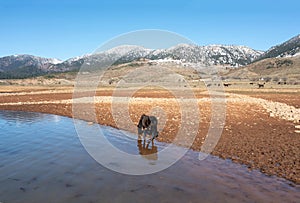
[0,88,299,184]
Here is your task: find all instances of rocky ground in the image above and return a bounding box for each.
[0,86,299,184]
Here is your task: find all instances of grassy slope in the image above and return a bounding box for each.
[224,55,300,81]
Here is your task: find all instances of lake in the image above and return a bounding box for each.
[0,110,299,202]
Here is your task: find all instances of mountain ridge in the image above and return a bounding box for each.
[1,34,299,79]
[256,34,300,61]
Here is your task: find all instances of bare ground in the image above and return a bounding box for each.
[0,86,299,184]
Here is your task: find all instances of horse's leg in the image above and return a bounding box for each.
[150,124,158,141]
[143,129,147,142]
[150,139,154,146]
[137,128,143,140]
[151,130,155,141]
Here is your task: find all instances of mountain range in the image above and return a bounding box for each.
[0,34,299,79]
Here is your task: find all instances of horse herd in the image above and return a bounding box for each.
[207,82,266,88]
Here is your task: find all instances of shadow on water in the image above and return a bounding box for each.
[0,110,299,203]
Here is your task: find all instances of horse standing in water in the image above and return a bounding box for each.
[137,114,159,143]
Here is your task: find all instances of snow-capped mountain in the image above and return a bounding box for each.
[154,44,263,66]
[256,34,300,60]
[105,45,152,56]
[0,54,62,78]
[0,45,265,79]
[0,54,62,69]
[1,34,299,79]
[91,43,262,66]
[104,45,153,65]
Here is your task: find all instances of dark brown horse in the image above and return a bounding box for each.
[137,114,159,142]
[223,83,232,87]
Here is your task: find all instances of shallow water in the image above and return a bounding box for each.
[0,110,299,203]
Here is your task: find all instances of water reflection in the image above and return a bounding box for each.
[137,140,158,161]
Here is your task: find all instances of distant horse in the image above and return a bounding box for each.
[223,83,232,87]
[258,83,265,88]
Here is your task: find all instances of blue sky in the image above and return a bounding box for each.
[0,0,299,60]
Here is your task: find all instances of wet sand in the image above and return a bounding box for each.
[0,86,299,184]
